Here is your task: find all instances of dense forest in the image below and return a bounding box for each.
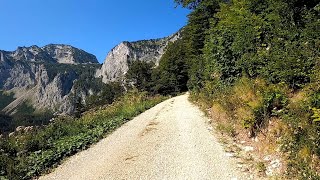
[135,0,318,178]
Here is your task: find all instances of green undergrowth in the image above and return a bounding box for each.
[0,91,15,111]
[191,77,320,179]
[169,0,319,178]
[0,91,166,180]
[0,101,54,134]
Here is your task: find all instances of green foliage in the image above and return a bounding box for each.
[174,0,203,9]
[201,0,319,89]
[85,82,123,110]
[0,91,15,110]
[216,123,236,137]
[152,40,189,95]
[174,0,319,177]
[311,108,320,122]
[256,161,266,173]
[43,63,101,82]
[174,0,221,10]
[311,91,320,109]
[0,91,166,179]
[74,96,85,118]
[67,63,124,116]
[0,113,12,134]
[248,90,288,135]
[0,102,53,134]
[203,0,264,84]
[279,95,320,178]
[126,61,154,92]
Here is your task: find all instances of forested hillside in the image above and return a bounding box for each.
[131,0,319,178]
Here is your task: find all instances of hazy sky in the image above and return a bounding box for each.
[0,0,189,63]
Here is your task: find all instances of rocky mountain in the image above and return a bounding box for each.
[0,31,180,115]
[96,31,180,83]
[1,44,98,64]
[42,44,98,64]
[0,44,99,115]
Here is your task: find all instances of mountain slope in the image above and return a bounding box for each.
[0,31,180,115]
[96,32,180,83]
[1,44,98,64]
[0,45,99,114]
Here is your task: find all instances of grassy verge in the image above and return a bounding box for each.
[191,77,320,179]
[0,91,166,180]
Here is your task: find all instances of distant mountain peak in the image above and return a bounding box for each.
[1,44,98,64]
[0,43,101,115]
[42,44,98,64]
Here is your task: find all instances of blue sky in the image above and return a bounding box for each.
[0,0,189,63]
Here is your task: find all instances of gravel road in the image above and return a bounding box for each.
[40,93,245,180]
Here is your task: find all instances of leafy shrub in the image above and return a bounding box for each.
[126,61,154,92]
[151,40,189,95]
[310,91,320,108]
[251,90,288,131]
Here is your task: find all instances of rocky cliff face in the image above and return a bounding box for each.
[2,44,98,64]
[0,45,99,114]
[96,32,180,83]
[0,31,181,115]
[42,44,98,64]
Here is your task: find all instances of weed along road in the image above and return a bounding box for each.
[40,93,245,180]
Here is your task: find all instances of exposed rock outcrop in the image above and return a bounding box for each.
[42,44,98,64]
[0,45,99,114]
[1,44,98,64]
[96,32,180,83]
[0,30,181,114]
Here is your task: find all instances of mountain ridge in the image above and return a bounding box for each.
[0,44,99,64]
[0,32,180,115]
[0,44,100,115]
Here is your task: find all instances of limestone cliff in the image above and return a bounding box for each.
[96,32,180,83]
[0,45,99,114]
[0,31,181,114]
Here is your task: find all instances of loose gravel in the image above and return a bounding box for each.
[40,93,246,180]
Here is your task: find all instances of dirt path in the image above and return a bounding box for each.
[40,93,246,180]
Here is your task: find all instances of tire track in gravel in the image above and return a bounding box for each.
[40,93,246,180]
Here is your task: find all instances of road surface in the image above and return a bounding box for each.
[40,93,245,180]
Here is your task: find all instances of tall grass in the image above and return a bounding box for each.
[192,77,320,178]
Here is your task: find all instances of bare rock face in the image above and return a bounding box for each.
[33,69,78,114]
[1,63,78,115]
[0,30,181,115]
[12,45,55,63]
[42,44,98,64]
[4,44,98,64]
[0,45,99,114]
[96,31,180,83]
